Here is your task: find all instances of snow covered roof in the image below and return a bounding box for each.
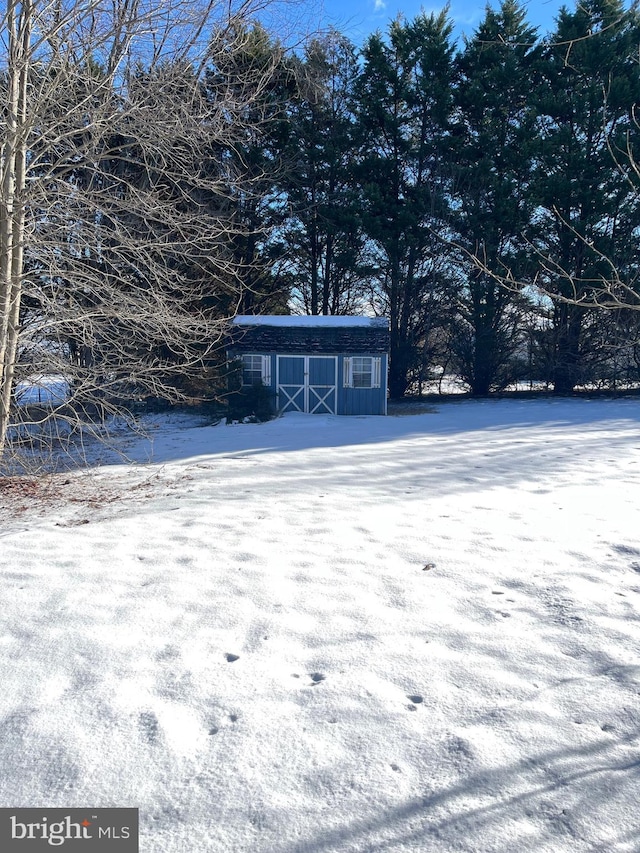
[228,315,390,354]
[233,315,388,329]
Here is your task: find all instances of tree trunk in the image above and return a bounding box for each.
[0,0,29,457]
[552,303,582,394]
[469,332,494,396]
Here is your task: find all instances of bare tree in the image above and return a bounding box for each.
[0,0,288,465]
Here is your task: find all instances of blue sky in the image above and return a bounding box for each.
[317,0,567,45]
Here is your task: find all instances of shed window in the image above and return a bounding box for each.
[242,354,271,386]
[343,357,381,389]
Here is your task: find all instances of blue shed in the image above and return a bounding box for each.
[228,315,389,416]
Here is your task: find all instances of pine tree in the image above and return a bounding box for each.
[355,12,456,397]
[205,23,295,317]
[450,0,541,395]
[282,31,366,316]
[533,0,640,393]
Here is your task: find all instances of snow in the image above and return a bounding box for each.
[1,397,639,853]
[15,374,70,406]
[232,314,388,328]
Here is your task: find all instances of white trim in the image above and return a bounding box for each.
[343,356,380,389]
[279,384,305,412]
[384,355,388,415]
[277,354,337,415]
[343,357,352,388]
[240,353,273,386]
[372,357,381,389]
[309,385,334,414]
[261,355,271,385]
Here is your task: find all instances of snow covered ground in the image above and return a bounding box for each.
[1,398,639,852]
[15,374,70,406]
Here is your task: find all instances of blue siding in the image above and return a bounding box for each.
[278,355,305,412]
[278,355,304,385]
[308,356,335,385]
[235,351,387,416]
[308,356,337,414]
[337,354,387,416]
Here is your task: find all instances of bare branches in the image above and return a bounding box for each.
[0,0,291,467]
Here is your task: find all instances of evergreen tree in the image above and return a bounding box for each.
[205,23,295,316]
[355,12,456,397]
[533,0,640,393]
[282,31,366,316]
[450,0,541,395]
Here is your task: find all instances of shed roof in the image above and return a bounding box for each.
[228,315,389,355]
[233,315,388,329]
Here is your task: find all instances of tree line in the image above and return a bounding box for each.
[268,0,640,398]
[1,0,640,461]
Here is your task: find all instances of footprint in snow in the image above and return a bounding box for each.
[138,711,159,744]
[406,694,423,710]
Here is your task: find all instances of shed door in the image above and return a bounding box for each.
[277,355,337,414]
